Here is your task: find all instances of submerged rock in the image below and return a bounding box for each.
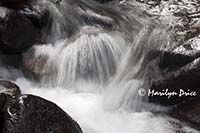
[21,47,47,80]
[0,80,83,133]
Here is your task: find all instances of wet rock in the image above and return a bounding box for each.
[93,0,114,3]
[0,0,31,11]
[145,50,198,74]
[0,80,21,132]
[158,50,200,74]
[0,1,50,55]
[0,3,49,67]
[2,95,83,133]
[0,0,28,3]
[17,5,50,44]
[21,46,48,80]
[0,80,21,97]
[0,49,22,68]
[168,97,200,130]
[149,57,200,106]
[0,81,83,133]
[0,6,38,54]
[173,36,200,56]
[135,49,199,81]
[0,0,50,29]
[18,5,50,29]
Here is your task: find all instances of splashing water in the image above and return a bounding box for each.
[14,0,200,133]
[31,26,127,88]
[17,78,176,133]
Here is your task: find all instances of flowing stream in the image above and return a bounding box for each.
[1,0,199,133]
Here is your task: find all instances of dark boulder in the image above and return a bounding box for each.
[0,0,30,11]
[18,5,50,29]
[149,57,200,106]
[0,2,50,55]
[158,50,200,74]
[168,97,200,130]
[0,0,29,3]
[135,49,199,80]
[0,80,83,133]
[141,49,200,131]
[0,0,50,29]
[0,80,21,132]
[0,3,49,67]
[93,0,114,3]
[0,49,21,67]
[1,95,83,133]
[0,6,39,54]
[17,5,50,44]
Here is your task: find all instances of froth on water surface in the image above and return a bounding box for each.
[16,78,188,133]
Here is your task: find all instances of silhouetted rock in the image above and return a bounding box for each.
[0,81,83,133]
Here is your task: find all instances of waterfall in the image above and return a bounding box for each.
[14,0,198,132]
[103,26,170,112]
[25,0,166,115]
[31,26,127,89]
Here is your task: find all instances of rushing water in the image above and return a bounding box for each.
[1,0,199,132]
[17,78,175,133]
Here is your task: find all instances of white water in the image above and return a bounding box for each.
[16,28,198,133]
[17,78,177,133]
[32,26,127,88]
[18,26,198,132]
[11,0,199,133]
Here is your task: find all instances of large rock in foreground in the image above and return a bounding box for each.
[0,80,82,133]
